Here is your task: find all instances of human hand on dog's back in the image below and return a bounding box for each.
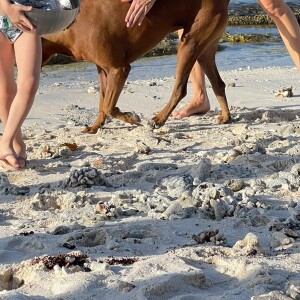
[121,0,156,28]
[0,0,34,31]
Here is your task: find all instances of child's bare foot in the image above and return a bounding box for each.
[0,149,21,170]
[0,136,26,170]
[13,140,27,168]
[172,96,210,119]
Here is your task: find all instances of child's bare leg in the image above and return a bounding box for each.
[172,30,210,119]
[0,33,20,169]
[0,32,41,169]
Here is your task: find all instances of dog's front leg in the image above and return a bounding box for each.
[149,78,189,129]
[82,67,108,134]
[101,66,141,126]
[149,42,197,129]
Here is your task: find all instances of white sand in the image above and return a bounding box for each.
[0,65,300,300]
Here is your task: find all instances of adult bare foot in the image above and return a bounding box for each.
[172,96,210,119]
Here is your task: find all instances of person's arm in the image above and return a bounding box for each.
[0,0,34,31]
[121,0,156,28]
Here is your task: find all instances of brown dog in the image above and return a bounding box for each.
[42,0,231,133]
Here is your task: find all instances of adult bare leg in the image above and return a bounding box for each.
[259,0,300,70]
[172,30,210,119]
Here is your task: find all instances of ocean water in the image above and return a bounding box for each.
[129,36,293,81]
[128,45,293,81]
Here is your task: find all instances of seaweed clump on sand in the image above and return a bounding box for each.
[221,32,279,44]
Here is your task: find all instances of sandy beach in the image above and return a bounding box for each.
[0,65,300,300]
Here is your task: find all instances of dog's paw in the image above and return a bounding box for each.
[81,126,99,134]
[125,111,141,124]
[216,114,231,124]
[146,119,161,130]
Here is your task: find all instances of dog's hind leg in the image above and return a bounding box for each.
[82,67,109,134]
[198,42,231,124]
[101,66,141,126]
[83,65,140,133]
[149,1,230,129]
